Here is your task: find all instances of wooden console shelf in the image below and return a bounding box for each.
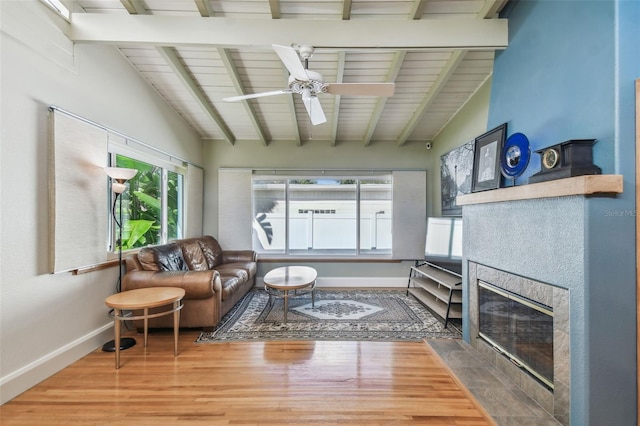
[456,174,623,206]
[407,262,462,328]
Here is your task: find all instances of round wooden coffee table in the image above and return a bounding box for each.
[263,266,317,323]
[105,287,185,369]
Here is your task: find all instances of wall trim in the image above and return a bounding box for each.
[0,324,113,405]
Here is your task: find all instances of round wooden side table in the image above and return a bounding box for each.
[104,287,185,369]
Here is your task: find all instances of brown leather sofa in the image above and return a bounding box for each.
[122,236,256,329]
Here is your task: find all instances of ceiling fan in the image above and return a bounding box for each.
[223,44,395,125]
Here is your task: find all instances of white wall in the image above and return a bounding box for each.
[0,2,202,403]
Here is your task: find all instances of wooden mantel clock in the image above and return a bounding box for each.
[529,139,601,184]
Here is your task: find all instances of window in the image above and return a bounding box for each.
[40,0,70,20]
[359,179,393,254]
[110,154,184,252]
[425,217,463,259]
[252,175,392,256]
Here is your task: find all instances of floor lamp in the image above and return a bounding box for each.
[102,167,138,352]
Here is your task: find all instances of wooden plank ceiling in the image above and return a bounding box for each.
[66,0,509,146]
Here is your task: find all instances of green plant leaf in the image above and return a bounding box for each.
[123,220,155,249]
[133,191,161,211]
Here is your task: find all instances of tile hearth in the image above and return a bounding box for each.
[428,339,561,425]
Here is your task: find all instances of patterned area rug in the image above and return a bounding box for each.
[196,289,461,343]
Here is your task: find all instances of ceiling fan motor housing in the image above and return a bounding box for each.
[288,70,326,96]
[297,45,315,59]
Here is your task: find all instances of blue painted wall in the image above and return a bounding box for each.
[483,1,639,424]
[490,0,615,180]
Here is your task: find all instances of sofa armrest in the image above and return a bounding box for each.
[122,270,222,300]
[221,250,257,264]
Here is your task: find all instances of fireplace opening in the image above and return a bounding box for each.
[478,281,554,389]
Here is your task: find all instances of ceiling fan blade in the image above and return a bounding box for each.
[272,44,309,82]
[223,89,290,102]
[324,83,395,97]
[302,96,327,125]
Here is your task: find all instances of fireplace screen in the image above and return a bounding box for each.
[478,281,554,388]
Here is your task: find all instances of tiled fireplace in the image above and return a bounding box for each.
[458,175,628,426]
[468,262,570,425]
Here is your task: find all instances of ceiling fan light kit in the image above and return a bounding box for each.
[223,44,395,126]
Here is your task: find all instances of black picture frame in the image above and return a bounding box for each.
[440,140,475,216]
[472,123,507,192]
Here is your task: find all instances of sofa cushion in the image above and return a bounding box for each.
[215,262,257,281]
[219,275,241,302]
[198,236,224,269]
[216,267,248,282]
[138,243,188,272]
[177,238,209,271]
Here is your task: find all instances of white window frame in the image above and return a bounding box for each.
[251,173,394,258]
[218,169,426,260]
[107,148,186,253]
[39,0,70,20]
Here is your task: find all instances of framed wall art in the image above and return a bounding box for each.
[472,123,507,192]
[440,140,475,216]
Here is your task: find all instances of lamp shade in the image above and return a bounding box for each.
[111,182,127,193]
[105,167,138,194]
[105,167,138,181]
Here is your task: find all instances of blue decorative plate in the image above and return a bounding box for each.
[500,132,530,178]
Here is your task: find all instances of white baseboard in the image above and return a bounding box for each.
[257,276,407,288]
[0,324,113,405]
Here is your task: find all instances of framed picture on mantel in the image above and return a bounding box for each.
[441,140,474,216]
[472,123,507,192]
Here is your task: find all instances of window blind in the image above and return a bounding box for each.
[49,109,109,273]
[217,169,253,249]
[391,170,427,260]
[185,164,204,237]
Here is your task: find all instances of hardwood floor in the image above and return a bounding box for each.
[0,330,495,425]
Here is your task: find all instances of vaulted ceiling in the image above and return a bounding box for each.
[65,0,509,146]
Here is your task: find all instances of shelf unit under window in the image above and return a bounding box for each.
[407,262,462,328]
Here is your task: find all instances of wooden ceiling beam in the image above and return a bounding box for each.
[218,48,268,146]
[156,46,235,145]
[329,2,351,145]
[342,0,352,20]
[194,0,212,17]
[409,0,427,19]
[478,0,510,18]
[269,0,281,19]
[69,15,508,50]
[397,50,466,146]
[363,51,406,147]
[119,0,146,14]
[330,51,346,147]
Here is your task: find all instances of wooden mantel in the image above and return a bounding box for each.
[457,174,623,206]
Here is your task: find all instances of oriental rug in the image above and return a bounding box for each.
[196,288,461,343]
